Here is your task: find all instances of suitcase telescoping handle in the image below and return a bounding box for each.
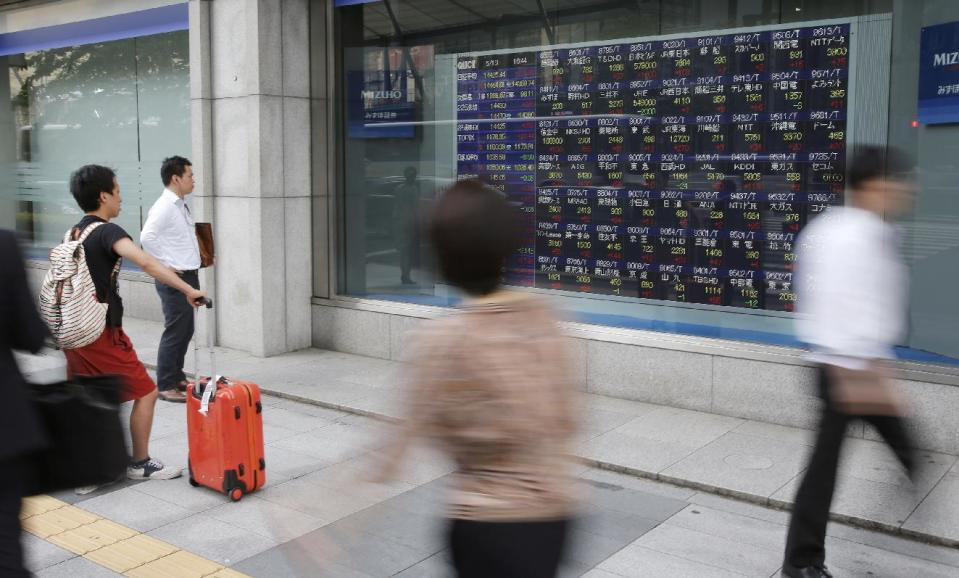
[193,298,215,399]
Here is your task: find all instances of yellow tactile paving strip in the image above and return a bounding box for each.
[20,496,252,577]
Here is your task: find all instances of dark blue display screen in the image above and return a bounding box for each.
[456,23,851,312]
[918,20,959,125]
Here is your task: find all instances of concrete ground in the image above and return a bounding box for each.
[14,317,959,577]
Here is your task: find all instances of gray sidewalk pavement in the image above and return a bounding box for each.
[127,317,959,546]
[14,316,959,576]
[16,374,959,577]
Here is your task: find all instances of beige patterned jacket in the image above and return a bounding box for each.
[379,292,580,521]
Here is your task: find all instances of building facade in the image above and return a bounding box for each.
[4,0,959,451]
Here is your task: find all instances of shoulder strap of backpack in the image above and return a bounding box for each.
[76,221,106,243]
[110,257,122,281]
[68,221,122,288]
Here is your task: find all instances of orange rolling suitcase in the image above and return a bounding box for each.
[186,300,266,501]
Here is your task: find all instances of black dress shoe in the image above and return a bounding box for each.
[782,563,833,578]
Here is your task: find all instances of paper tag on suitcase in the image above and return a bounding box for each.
[199,375,222,415]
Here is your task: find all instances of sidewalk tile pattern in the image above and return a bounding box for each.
[20,495,250,577]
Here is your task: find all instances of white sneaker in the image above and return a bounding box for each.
[127,457,182,480]
[74,485,98,495]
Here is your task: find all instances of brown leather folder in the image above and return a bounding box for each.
[195,222,215,268]
[828,363,907,417]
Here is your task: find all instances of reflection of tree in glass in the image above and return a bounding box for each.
[5,32,191,250]
[134,32,191,156]
[15,40,138,135]
[10,32,189,162]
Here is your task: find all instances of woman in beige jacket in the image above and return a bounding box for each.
[376,179,580,578]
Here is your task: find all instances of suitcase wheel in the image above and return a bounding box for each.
[229,487,244,502]
[187,460,199,487]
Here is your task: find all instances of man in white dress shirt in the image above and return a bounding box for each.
[140,156,201,403]
[782,146,917,578]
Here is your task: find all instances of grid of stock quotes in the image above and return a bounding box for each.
[455,23,850,312]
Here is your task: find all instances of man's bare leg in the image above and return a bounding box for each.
[130,389,158,462]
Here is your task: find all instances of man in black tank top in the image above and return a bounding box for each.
[62,165,207,489]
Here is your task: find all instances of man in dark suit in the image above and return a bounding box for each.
[0,229,48,577]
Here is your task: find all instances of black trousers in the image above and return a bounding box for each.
[449,518,569,578]
[0,456,29,578]
[155,270,200,391]
[784,366,915,569]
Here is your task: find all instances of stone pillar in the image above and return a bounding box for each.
[190,0,312,357]
[310,0,331,299]
[189,0,213,351]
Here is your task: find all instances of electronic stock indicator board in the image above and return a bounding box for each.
[455,23,850,312]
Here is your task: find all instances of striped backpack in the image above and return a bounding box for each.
[38,223,120,349]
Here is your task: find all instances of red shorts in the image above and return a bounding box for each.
[64,327,157,403]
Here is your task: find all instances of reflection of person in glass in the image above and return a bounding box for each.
[393,166,420,285]
[783,147,917,578]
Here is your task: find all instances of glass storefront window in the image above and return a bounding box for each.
[329,0,959,365]
[1,30,190,260]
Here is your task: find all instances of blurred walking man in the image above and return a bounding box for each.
[783,146,917,578]
[141,156,201,403]
[0,229,48,576]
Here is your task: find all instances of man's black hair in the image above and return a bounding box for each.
[70,165,117,212]
[848,146,913,191]
[160,155,192,187]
